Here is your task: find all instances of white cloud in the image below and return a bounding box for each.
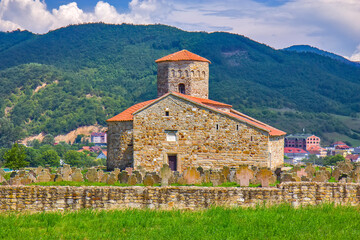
[164,0,360,57]
[0,0,171,33]
[0,0,54,32]
[349,45,360,62]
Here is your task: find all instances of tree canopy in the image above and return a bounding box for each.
[3,143,28,170]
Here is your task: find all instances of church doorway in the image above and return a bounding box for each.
[168,155,177,171]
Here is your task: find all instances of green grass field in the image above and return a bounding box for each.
[0,205,359,239]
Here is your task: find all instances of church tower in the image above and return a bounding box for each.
[156,50,211,99]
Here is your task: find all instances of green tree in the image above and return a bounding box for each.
[323,154,346,166]
[74,135,83,144]
[303,154,324,165]
[64,150,83,167]
[25,147,41,167]
[0,147,10,167]
[3,143,28,170]
[54,142,72,158]
[39,149,60,167]
[0,117,25,148]
[42,134,55,145]
[27,139,41,149]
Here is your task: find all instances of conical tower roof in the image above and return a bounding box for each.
[155,50,211,63]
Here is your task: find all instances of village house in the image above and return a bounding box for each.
[97,150,107,160]
[284,134,321,151]
[345,154,360,163]
[326,142,352,157]
[91,132,107,145]
[284,147,308,163]
[106,50,286,172]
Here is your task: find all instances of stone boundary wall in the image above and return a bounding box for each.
[1,183,360,212]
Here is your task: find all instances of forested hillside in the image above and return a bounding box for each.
[283,45,360,67]
[1,23,360,146]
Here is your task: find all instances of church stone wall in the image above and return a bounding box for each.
[133,95,272,172]
[107,121,134,171]
[269,136,285,169]
[157,61,209,98]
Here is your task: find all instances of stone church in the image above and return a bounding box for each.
[107,50,286,172]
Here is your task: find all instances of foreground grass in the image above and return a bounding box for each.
[0,205,359,239]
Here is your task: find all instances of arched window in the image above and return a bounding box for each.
[202,71,206,78]
[191,71,195,77]
[178,70,182,77]
[178,84,185,94]
[185,70,189,77]
[171,70,175,77]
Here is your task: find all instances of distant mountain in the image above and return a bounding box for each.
[1,24,360,145]
[283,45,360,68]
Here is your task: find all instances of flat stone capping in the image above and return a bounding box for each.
[1,182,360,211]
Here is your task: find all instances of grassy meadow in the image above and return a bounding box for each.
[0,204,359,239]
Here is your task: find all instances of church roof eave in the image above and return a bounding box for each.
[133,92,283,135]
[106,92,286,137]
[155,50,211,63]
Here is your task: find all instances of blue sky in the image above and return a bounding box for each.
[0,0,359,61]
[45,0,129,12]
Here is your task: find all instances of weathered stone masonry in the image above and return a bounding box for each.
[157,61,209,99]
[107,50,286,171]
[1,183,360,212]
[134,95,271,172]
[107,121,133,170]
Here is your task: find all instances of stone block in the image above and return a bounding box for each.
[119,171,129,184]
[183,167,201,185]
[71,169,84,182]
[255,168,275,187]
[54,174,63,182]
[305,163,316,177]
[144,174,155,186]
[128,175,137,185]
[160,164,172,186]
[101,173,108,183]
[125,167,133,176]
[36,170,51,183]
[86,168,99,182]
[35,166,43,176]
[235,165,254,187]
[107,173,117,185]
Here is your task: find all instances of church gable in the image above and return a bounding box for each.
[133,92,275,136]
[132,95,270,172]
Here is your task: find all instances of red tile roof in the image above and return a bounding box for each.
[155,50,211,63]
[107,92,286,136]
[333,141,346,145]
[335,144,350,150]
[106,99,156,122]
[173,92,232,108]
[308,150,320,155]
[307,145,321,151]
[284,147,307,153]
[91,132,106,137]
[346,154,359,161]
[170,93,285,136]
